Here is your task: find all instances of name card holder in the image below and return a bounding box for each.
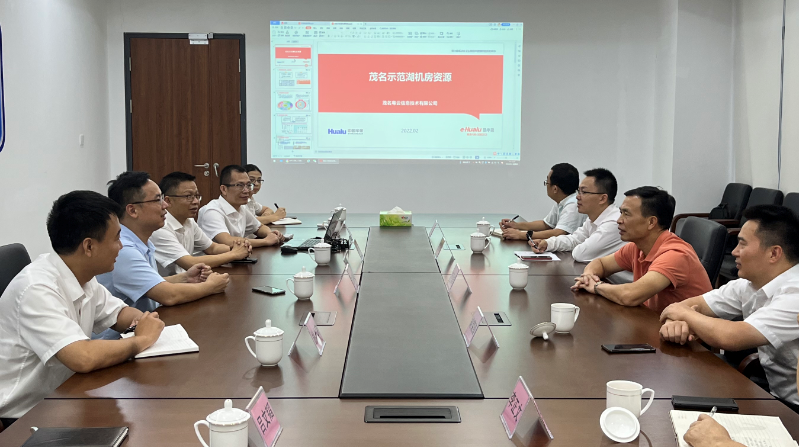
[500,376,553,440]
[246,386,283,447]
[333,253,360,294]
[428,221,440,239]
[463,306,499,348]
[446,263,471,295]
[341,223,363,260]
[431,225,455,261]
[288,312,326,356]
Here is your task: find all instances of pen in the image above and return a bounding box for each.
[511,215,519,221]
[709,406,717,418]
[274,203,279,210]
[527,232,538,249]
[121,325,137,335]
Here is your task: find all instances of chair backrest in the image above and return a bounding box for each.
[0,243,32,297]
[740,187,784,227]
[783,192,799,217]
[677,217,728,284]
[717,183,752,221]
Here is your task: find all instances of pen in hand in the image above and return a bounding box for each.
[511,215,519,221]
[709,406,717,418]
[121,325,137,335]
[274,203,279,210]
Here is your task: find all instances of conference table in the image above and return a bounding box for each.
[1,213,797,446]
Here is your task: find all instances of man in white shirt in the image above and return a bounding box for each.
[529,168,626,263]
[151,172,250,276]
[499,163,586,240]
[660,205,799,407]
[97,172,230,319]
[245,164,287,225]
[0,191,164,424]
[198,165,284,248]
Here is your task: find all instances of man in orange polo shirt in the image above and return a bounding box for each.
[572,186,711,313]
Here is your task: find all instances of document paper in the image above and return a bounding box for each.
[670,410,798,447]
[121,324,199,359]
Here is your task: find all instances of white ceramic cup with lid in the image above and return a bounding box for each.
[477,217,494,237]
[307,242,331,265]
[245,319,284,366]
[509,263,529,289]
[551,303,580,333]
[286,266,314,299]
[470,232,490,253]
[194,399,250,447]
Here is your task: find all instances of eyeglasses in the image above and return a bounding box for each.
[577,189,604,197]
[223,183,255,191]
[249,179,264,185]
[167,194,202,202]
[543,181,550,186]
[130,194,166,205]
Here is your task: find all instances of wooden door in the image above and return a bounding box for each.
[127,35,244,202]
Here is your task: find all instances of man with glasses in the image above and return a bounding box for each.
[198,165,284,247]
[529,169,629,276]
[96,172,230,337]
[245,164,287,225]
[499,163,586,240]
[150,172,250,276]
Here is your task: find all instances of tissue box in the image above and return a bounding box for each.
[380,211,413,226]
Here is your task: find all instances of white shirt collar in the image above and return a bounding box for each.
[760,264,799,299]
[217,195,240,216]
[164,211,184,231]
[46,253,86,303]
[558,192,578,206]
[591,203,620,225]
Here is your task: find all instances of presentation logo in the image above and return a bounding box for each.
[327,129,347,135]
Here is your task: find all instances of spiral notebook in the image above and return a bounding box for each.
[670,410,798,447]
[121,324,198,358]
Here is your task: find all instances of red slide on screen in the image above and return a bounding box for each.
[317,54,503,119]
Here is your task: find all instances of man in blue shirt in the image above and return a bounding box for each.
[97,172,230,336]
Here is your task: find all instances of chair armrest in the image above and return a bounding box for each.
[737,352,761,374]
[670,213,711,232]
[711,219,740,228]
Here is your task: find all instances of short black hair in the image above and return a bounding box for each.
[743,205,799,263]
[160,172,196,196]
[47,191,122,255]
[584,168,618,204]
[107,171,151,212]
[219,165,247,186]
[244,164,262,175]
[550,163,579,195]
[624,186,675,230]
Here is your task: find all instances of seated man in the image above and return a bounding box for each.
[499,163,586,240]
[660,205,799,408]
[0,191,164,425]
[572,186,711,313]
[151,172,250,276]
[97,172,230,319]
[529,168,627,263]
[245,164,287,225]
[198,164,284,247]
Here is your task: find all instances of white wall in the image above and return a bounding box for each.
[0,0,110,257]
[105,0,736,217]
[780,0,799,193]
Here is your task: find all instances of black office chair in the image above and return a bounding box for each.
[718,188,784,281]
[670,183,752,233]
[676,217,728,285]
[0,243,32,297]
[783,192,799,216]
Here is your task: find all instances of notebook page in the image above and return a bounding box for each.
[271,218,302,225]
[122,324,199,358]
[671,411,796,447]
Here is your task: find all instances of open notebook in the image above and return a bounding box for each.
[121,324,199,359]
[670,410,798,447]
[271,217,302,225]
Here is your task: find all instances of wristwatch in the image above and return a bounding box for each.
[527,230,534,240]
[593,281,604,295]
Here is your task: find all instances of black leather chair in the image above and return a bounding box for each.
[670,183,752,232]
[783,192,799,216]
[718,188,785,281]
[676,217,728,284]
[0,243,32,297]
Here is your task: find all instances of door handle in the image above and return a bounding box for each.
[213,163,219,177]
[194,163,210,169]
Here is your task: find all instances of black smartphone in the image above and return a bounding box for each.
[231,257,258,264]
[253,286,286,295]
[671,395,738,412]
[601,343,657,353]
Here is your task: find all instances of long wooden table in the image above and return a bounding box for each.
[2,217,797,446]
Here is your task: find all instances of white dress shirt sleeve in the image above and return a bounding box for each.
[544,220,589,253]
[703,280,746,320]
[90,281,127,334]
[150,227,190,268]
[542,203,559,229]
[190,219,214,253]
[553,202,584,234]
[199,207,231,240]
[745,291,799,350]
[570,220,625,263]
[18,285,91,365]
[244,209,263,237]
